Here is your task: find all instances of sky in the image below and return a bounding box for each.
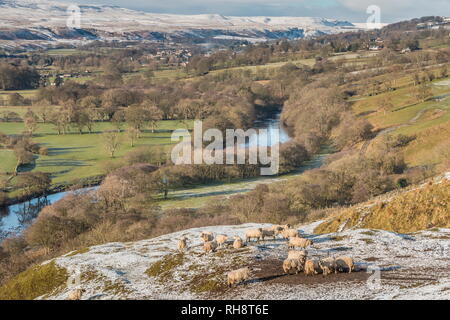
[66,0,450,23]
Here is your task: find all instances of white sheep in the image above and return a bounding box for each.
[336,256,354,273]
[288,237,312,249]
[67,288,85,300]
[233,236,244,249]
[203,240,218,253]
[282,258,304,274]
[227,267,252,287]
[177,237,189,251]
[268,225,284,236]
[319,257,337,276]
[215,234,228,247]
[245,228,263,242]
[281,228,299,239]
[287,250,308,260]
[304,259,322,276]
[201,231,214,242]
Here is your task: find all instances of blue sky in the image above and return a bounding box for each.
[67,0,450,22]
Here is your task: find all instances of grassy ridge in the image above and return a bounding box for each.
[314,179,450,234]
[0,261,68,300]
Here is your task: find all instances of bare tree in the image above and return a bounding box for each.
[126,127,140,147]
[24,110,39,136]
[102,131,121,158]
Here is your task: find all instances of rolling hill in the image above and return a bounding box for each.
[0,0,366,49]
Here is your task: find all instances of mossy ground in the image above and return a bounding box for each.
[0,261,68,300]
[144,246,250,296]
[145,253,185,282]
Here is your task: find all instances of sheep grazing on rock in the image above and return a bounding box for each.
[233,236,244,249]
[67,288,85,300]
[216,234,228,247]
[304,260,315,276]
[245,228,263,242]
[269,225,284,236]
[227,267,252,287]
[201,231,214,242]
[319,257,337,276]
[177,237,189,251]
[287,250,308,260]
[281,228,299,239]
[288,237,312,249]
[269,225,283,232]
[336,256,354,273]
[262,228,276,240]
[203,240,218,253]
[282,258,305,274]
[304,259,322,276]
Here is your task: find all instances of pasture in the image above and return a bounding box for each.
[0,119,192,185]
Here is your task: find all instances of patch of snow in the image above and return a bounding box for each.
[38,221,450,300]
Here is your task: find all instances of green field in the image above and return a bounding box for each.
[0,120,193,185]
[0,149,16,173]
[352,74,450,168]
[45,49,86,56]
[354,77,450,129]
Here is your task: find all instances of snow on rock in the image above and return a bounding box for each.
[39,222,450,300]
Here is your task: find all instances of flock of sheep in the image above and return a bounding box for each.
[65,224,355,299]
[177,224,355,287]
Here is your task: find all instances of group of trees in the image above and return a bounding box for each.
[226,133,414,224]
[0,63,40,90]
[0,133,47,175]
[29,65,285,140]
[0,131,51,206]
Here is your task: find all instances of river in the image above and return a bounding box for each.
[0,112,296,238]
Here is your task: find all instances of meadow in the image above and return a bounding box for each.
[0,117,192,185]
[352,70,450,168]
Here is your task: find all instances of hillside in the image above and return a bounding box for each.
[1,219,449,300]
[315,173,450,234]
[0,0,365,49]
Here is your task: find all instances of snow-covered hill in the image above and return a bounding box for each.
[15,221,449,300]
[0,0,368,49]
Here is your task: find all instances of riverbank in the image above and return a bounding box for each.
[159,145,333,210]
[1,174,104,209]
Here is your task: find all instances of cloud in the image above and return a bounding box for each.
[338,0,450,21]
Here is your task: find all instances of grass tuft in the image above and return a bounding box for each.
[0,261,68,300]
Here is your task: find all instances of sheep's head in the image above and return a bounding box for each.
[245,266,255,275]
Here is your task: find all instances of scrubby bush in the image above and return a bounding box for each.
[279,141,309,173]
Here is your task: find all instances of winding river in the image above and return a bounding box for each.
[1,112,323,238]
